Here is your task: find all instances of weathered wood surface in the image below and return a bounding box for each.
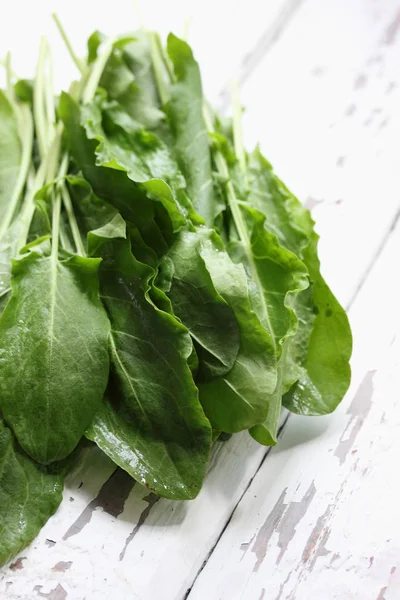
[188,217,400,600]
[1,0,400,598]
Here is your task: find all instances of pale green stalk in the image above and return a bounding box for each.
[44,48,56,142]
[231,80,248,187]
[147,31,169,105]
[0,106,34,241]
[57,154,85,256]
[83,37,115,104]
[4,52,13,102]
[155,33,175,82]
[51,189,62,261]
[33,37,49,158]
[52,13,88,76]
[203,100,275,349]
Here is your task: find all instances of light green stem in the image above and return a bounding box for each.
[203,103,275,348]
[147,31,169,105]
[0,106,34,241]
[83,37,115,104]
[44,47,56,141]
[4,52,13,102]
[33,37,49,159]
[57,154,86,256]
[52,13,89,76]
[45,122,63,184]
[155,33,175,83]
[231,80,248,186]
[18,161,47,249]
[51,189,62,261]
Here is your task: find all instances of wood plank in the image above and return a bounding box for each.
[237,0,400,309]
[187,211,400,600]
[2,0,400,599]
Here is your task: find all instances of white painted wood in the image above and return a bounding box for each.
[237,0,400,309]
[1,1,400,599]
[188,214,400,600]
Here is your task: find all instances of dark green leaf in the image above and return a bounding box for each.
[165,228,240,380]
[0,91,21,223]
[59,92,181,256]
[196,230,277,432]
[0,418,64,567]
[0,243,110,463]
[100,33,165,130]
[247,149,352,415]
[166,34,223,225]
[86,223,212,499]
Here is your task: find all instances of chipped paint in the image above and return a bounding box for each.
[354,73,368,90]
[45,539,56,548]
[51,561,73,573]
[303,197,322,210]
[336,156,346,167]
[334,371,376,465]
[63,469,134,540]
[274,572,292,600]
[382,8,400,45]
[9,557,26,571]
[251,482,316,572]
[33,583,68,600]
[376,585,387,600]
[240,533,256,560]
[344,103,357,117]
[251,489,287,572]
[119,493,160,561]
[302,505,332,567]
[275,482,316,565]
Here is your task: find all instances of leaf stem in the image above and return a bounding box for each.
[33,37,49,159]
[147,31,169,105]
[44,47,56,139]
[132,0,169,104]
[155,33,175,84]
[57,154,86,256]
[203,103,275,348]
[231,80,248,187]
[0,105,34,241]
[82,37,115,104]
[52,13,88,76]
[4,52,14,102]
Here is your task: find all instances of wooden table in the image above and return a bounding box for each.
[1,0,400,598]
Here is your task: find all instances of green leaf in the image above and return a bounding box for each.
[0,418,64,567]
[87,30,105,64]
[165,228,240,380]
[14,79,34,105]
[196,230,277,432]
[166,34,223,225]
[247,149,352,415]
[99,33,166,130]
[0,91,21,224]
[82,97,187,230]
[229,205,309,442]
[0,220,21,302]
[0,245,110,463]
[86,225,212,499]
[59,92,181,256]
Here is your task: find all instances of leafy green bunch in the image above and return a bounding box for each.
[0,19,352,566]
